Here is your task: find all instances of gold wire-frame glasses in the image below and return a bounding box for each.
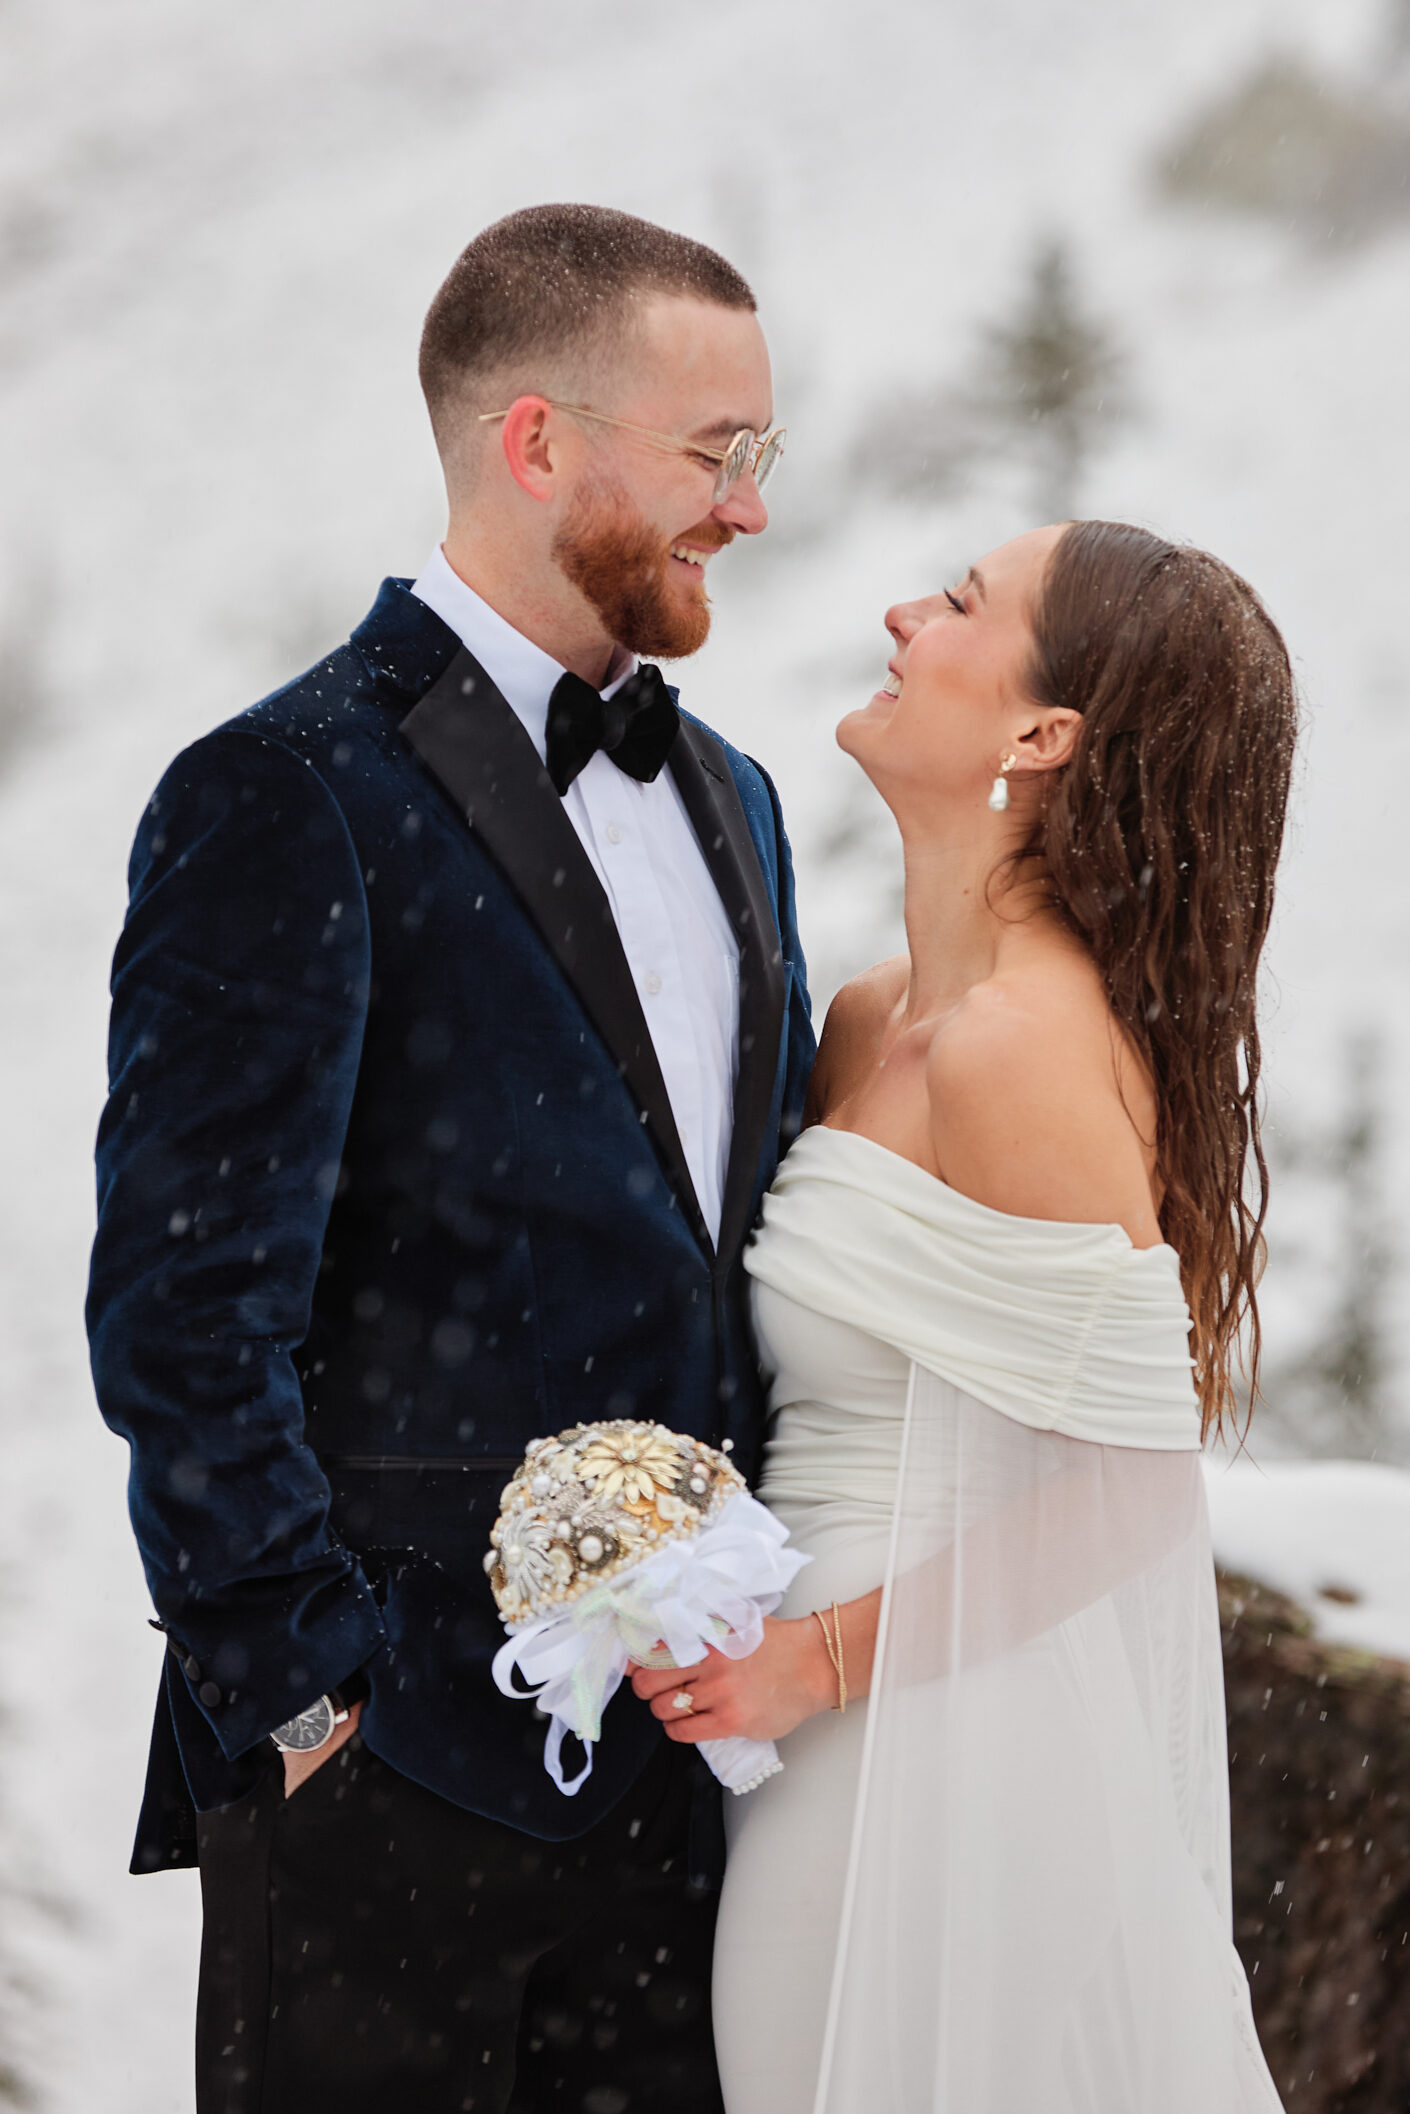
[477,400,785,504]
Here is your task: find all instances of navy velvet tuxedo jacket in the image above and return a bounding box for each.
[87,580,815,1871]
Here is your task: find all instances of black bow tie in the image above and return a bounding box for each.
[545,663,680,797]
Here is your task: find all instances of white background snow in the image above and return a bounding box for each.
[2,0,1409,2105]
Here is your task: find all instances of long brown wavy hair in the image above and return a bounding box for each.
[1022,521,1298,1436]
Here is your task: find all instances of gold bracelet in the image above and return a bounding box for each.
[831,1600,847,1716]
[811,1608,838,1703]
[813,1605,847,1714]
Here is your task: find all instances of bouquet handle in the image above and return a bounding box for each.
[630,1637,783,1795]
[698,1734,783,1796]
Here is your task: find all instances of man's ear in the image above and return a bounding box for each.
[1015,708,1082,774]
[499,396,559,502]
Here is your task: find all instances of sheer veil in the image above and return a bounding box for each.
[813,1364,1282,2113]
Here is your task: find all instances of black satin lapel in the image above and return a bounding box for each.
[667,726,787,1264]
[399,649,710,1250]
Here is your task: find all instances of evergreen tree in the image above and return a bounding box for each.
[854,236,1129,522]
[1265,1033,1396,1458]
[973,237,1128,522]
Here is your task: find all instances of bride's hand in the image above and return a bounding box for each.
[627,1616,837,1743]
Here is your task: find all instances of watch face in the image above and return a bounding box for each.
[274,1696,336,1752]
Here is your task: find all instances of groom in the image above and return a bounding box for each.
[87,204,813,2113]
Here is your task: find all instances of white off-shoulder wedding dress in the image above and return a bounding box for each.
[712,1126,1283,2114]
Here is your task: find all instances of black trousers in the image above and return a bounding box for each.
[195,1735,726,2114]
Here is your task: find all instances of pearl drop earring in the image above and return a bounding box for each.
[988,751,1018,813]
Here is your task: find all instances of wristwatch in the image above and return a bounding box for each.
[269,1669,370,1754]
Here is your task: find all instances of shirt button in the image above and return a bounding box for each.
[605,822,623,845]
[644,971,663,996]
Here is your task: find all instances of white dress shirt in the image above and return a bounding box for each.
[411,548,741,1246]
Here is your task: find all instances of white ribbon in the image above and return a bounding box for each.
[492,1489,810,1795]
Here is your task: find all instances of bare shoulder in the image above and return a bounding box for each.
[824,955,910,1046]
[926,958,1163,1245]
[805,956,909,1125]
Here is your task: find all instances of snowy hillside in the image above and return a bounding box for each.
[1,0,1407,2105]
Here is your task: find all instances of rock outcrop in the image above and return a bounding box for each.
[1222,1571,1410,2110]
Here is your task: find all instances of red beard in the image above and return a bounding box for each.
[552,480,726,660]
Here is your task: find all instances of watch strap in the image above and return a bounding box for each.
[331,1665,372,1711]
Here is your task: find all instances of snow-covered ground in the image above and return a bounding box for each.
[2,0,1408,2106]
[1206,1458,1410,1662]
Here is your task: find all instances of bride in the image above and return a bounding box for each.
[630,520,1296,2110]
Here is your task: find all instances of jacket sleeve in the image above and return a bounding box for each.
[751,756,817,1148]
[86,727,388,1760]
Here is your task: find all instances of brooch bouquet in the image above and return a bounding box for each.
[487,1419,809,1796]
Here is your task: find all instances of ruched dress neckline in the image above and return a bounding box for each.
[744,1125,1201,1452]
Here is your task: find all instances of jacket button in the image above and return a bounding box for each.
[198,1682,221,1709]
[183,1655,201,1681]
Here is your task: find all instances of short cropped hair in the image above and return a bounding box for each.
[418,203,755,440]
